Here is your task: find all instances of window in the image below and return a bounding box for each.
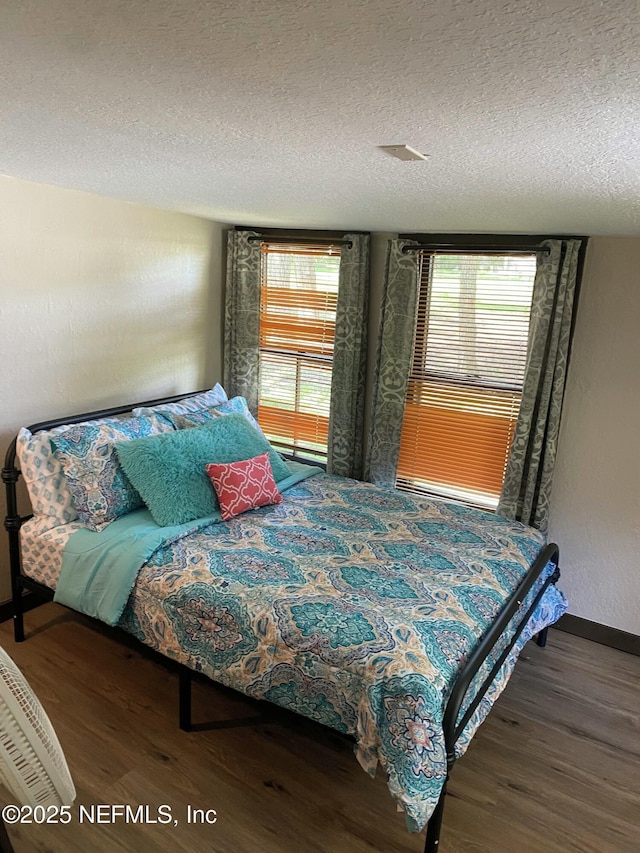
[257,242,341,461]
[396,251,537,509]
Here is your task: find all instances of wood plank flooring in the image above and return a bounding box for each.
[0,604,638,853]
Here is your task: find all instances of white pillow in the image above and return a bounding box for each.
[16,426,79,526]
[132,384,228,419]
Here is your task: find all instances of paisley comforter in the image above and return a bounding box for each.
[116,473,566,830]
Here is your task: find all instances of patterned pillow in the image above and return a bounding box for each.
[169,396,267,439]
[132,384,228,420]
[16,427,80,526]
[49,415,172,530]
[205,452,282,521]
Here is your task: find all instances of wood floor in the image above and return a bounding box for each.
[0,604,638,853]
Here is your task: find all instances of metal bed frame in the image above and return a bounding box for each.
[2,392,559,853]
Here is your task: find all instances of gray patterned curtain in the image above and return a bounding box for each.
[327,234,370,479]
[223,230,262,415]
[365,239,420,486]
[498,239,582,532]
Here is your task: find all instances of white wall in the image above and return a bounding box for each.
[0,175,227,600]
[549,237,640,635]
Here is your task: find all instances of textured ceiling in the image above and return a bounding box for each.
[1,0,639,234]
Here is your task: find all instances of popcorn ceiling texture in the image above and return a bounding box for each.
[1,0,639,233]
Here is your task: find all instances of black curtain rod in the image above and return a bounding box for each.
[247,235,353,248]
[401,244,550,255]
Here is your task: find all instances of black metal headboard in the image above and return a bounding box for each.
[2,389,210,637]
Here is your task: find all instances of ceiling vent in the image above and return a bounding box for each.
[378,144,428,161]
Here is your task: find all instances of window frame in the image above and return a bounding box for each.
[254,233,348,464]
[396,235,549,509]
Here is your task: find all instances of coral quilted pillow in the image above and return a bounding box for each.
[205,452,282,521]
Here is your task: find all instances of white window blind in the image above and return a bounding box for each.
[258,243,341,460]
[397,251,537,508]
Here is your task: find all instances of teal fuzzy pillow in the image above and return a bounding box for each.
[116,414,290,526]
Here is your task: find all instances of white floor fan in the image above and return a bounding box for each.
[0,646,75,852]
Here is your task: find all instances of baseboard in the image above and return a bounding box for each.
[555,614,640,656]
[0,591,48,625]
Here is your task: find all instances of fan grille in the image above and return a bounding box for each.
[0,647,75,807]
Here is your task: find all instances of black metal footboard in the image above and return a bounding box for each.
[424,542,560,852]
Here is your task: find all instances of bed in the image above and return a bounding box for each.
[2,387,567,852]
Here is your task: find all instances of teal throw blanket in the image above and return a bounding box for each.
[54,461,321,625]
